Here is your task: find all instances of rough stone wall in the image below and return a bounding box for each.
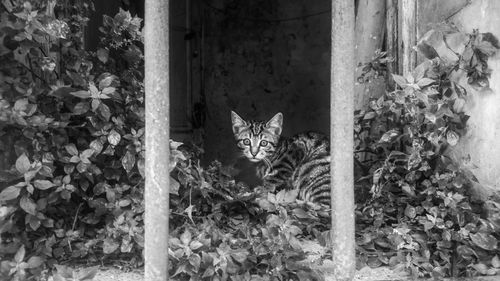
[448,0,500,197]
[202,0,331,166]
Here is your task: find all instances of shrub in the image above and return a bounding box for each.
[168,142,330,280]
[1,2,145,279]
[355,27,500,278]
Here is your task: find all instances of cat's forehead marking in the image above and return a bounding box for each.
[249,121,266,135]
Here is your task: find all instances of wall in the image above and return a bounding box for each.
[449,0,500,197]
[202,0,331,167]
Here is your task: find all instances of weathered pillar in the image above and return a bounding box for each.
[386,0,398,88]
[144,0,170,280]
[354,0,386,109]
[331,0,355,280]
[400,0,417,76]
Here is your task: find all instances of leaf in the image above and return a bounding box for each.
[184,205,195,224]
[70,156,80,163]
[15,245,26,263]
[457,245,477,259]
[379,129,399,143]
[401,183,416,197]
[444,32,469,54]
[404,205,416,219]
[189,253,201,269]
[76,266,99,281]
[27,214,41,230]
[70,90,91,99]
[172,263,188,277]
[470,232,498,250]
[392,74,408,88]
[80,149,94,162]
[108,130,121,146]
[475,39,498,56]
[16,153,31,174]
[73,102,90,115]
[446,130,459,146]
[276,189,298,204]
[98,103,111,121]
[97,48,109,63]
[101,87,115,95]
[492,255,500,268]
[27,256,44,268]
[180,229,192,245]
[34,180,55,190]
[93,182,109,195]
[98,75,116,89]
[90,139,104,154]
[453,98,466,113]
[189,240,203,250]
[121,150,136,173]
[20,195,37,215]
[65,144,79,156]
[169,140,184,150]
[170,177,179,195]
[230,249,249,263]
[0,185,22,201]
[118,199,131,207]
[424,112,436,123]
[472,263,490,275]
[202,267,215,278]
[416,78,435,88]
[89,83,99,95]
[292,208,310,219]
[363,111,377,120]
[102,238,119,254]
[415,42,439,60]
[137,158,145,178]
[76,162,89,173]
[14,98,28,111]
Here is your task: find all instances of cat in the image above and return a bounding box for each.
[231,111,331,205]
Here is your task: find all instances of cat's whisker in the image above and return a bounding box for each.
[263,157,272,170]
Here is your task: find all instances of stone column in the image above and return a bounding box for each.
[144,0,170,280]
[330,0,356,280]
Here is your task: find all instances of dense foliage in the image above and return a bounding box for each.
[1,1,145,280]
[355,27,500,278]
[168,142,331,280]
[1,1,500,281]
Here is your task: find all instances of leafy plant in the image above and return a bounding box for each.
[168,142,329,280]
[354,27,500,278]
[1,2,144,280]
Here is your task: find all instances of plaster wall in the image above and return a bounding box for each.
[449,0,500,196]
[202,0,331,166]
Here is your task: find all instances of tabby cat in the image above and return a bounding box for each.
[231,111,330,205]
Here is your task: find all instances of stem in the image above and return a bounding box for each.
[20,63,49,87]
[71,203,83,230]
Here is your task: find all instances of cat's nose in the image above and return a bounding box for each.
[250,150,258,157]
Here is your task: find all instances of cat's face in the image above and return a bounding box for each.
[231,111,283,162]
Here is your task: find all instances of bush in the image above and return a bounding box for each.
[167,142,330,280]
[354,27,500,278]
[1,2,145,279]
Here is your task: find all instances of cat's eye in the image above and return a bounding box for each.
[242,139,251,145]
[260,140,268,146]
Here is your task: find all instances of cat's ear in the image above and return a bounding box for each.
[266,112,283,135]
[231,111,247,134]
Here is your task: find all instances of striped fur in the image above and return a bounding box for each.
[231,111,330,205]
